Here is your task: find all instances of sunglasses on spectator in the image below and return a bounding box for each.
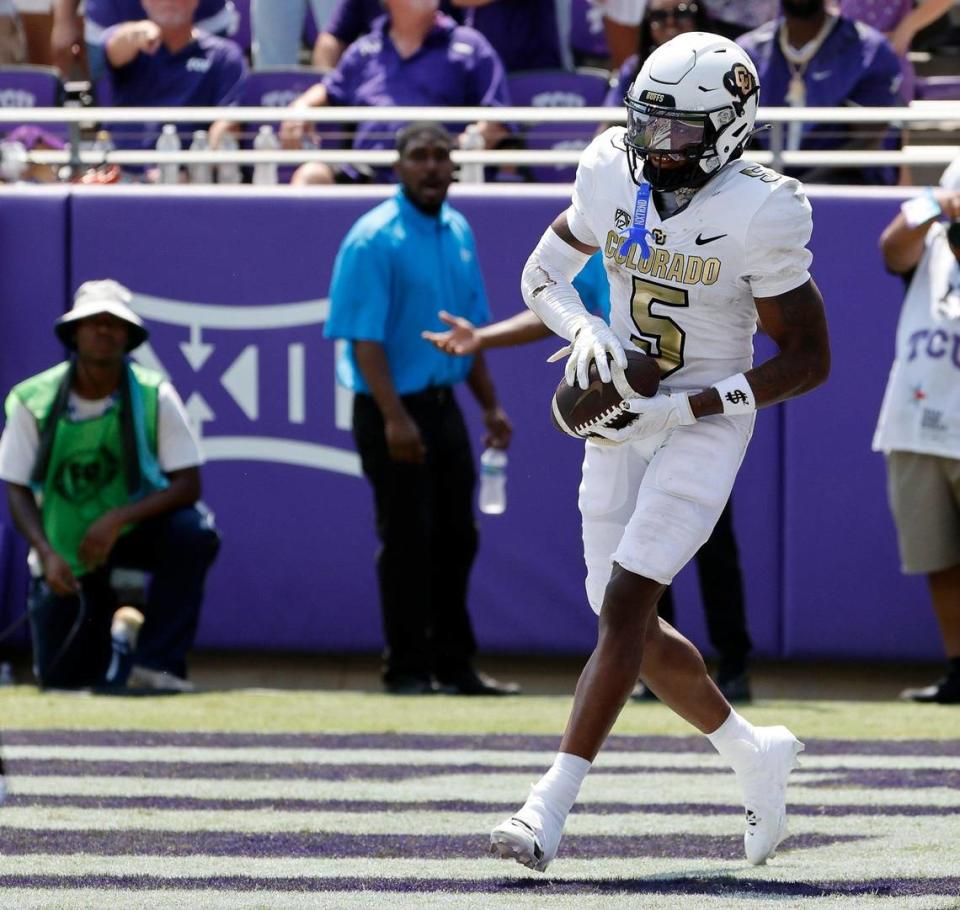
[648,4,698,23]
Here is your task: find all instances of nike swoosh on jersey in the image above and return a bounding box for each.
[695,233,728,245]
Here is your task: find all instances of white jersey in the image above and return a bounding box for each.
[873,223,960,458]
[568,128,813,390]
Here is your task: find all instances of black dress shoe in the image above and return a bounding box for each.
[629,681,658,702]
[901,675,960,704]
[716,671,753,704]
[384,676,435,695]
[436,669,520,696]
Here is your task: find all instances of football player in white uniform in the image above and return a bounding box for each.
[490,32,830,870]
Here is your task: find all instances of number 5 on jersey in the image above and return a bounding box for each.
[629,276,688,378]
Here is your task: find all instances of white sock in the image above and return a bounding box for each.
[706,709,760,770]
[525,752,591,824]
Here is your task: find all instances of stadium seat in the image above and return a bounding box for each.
[0,66,65,141]
[914,75,960,100]
[507,69,609,182]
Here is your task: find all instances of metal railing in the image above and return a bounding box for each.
[1,103,958,175]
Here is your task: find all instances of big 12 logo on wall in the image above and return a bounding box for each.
[127,292,359,477]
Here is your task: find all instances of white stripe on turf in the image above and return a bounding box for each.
[3,890,957,910]
[0,808,957,842]
[7,774,960,808]
[6,745,960,772]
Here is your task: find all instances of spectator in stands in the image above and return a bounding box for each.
[699,0,777,40]
[250,0,336,68]
[840,0,955,101]
[604,0,707,105]
[0,1,26,64]
[312,0,458,68]
[737,0,903,185]
[450,0,564,72]
[874,162,960,704]
[103,0,246,169]
[325,121,518,696]
[0,280,219,692]
[52,0,237,82]
[280,0,509,186]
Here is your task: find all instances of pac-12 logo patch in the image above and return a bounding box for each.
[723,63,756,100]
[614,208,631,231]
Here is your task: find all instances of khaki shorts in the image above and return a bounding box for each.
[886,450,960,574]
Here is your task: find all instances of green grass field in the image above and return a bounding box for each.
[1,688,958,910]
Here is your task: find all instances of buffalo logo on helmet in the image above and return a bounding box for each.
[723,63,757,101]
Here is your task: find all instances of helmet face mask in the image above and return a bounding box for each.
[624,33,759,193]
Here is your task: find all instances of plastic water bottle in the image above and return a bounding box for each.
[216,131,243,185]
[0,140,27,182]
[103,606,144,687]
[156,123,181,184]
[479,447,507,515]
[188,129,213,184]
[458,124,485,184]
[252,124,280,185]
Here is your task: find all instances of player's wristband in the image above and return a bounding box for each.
[900,189,941,229]
[712,373,756,415]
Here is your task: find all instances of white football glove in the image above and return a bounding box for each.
[547,315,628,390]
[592,392,696,444]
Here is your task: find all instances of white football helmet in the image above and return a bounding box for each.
[624,32,761,192]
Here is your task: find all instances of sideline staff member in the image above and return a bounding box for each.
[0,280,219,690]
[325,122,518,697]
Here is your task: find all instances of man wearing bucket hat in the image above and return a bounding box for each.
[0,279,219,690]
[874,161,960,704]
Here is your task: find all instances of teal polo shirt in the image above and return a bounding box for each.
[325,189,491,395]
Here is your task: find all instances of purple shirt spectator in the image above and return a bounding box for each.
[106,30,247,149]
[737,15,902,184]
[323,13,509,153]
[463,0,562,72]
[325,0,459,46]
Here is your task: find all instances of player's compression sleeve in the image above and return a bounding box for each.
[741,179,813,298]
[520,226,593,342]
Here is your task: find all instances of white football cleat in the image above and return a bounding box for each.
[734,725,804,865]
[489,802,563,873]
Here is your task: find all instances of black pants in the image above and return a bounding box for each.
[658,501,752,676]
[28,504,220,689]
[353,387,478,685]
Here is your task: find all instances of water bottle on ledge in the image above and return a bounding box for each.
[252,124,280,185]
[458,124,485,184]
[156,123,181,184]
[188,129,213,184]
[216,132,243,185]
[479,447,507,515]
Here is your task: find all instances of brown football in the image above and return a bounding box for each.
[551,350,661,440]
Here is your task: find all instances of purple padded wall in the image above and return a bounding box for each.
[0,183,936,660]
[0,188,70,639]
[782,189,936,659]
